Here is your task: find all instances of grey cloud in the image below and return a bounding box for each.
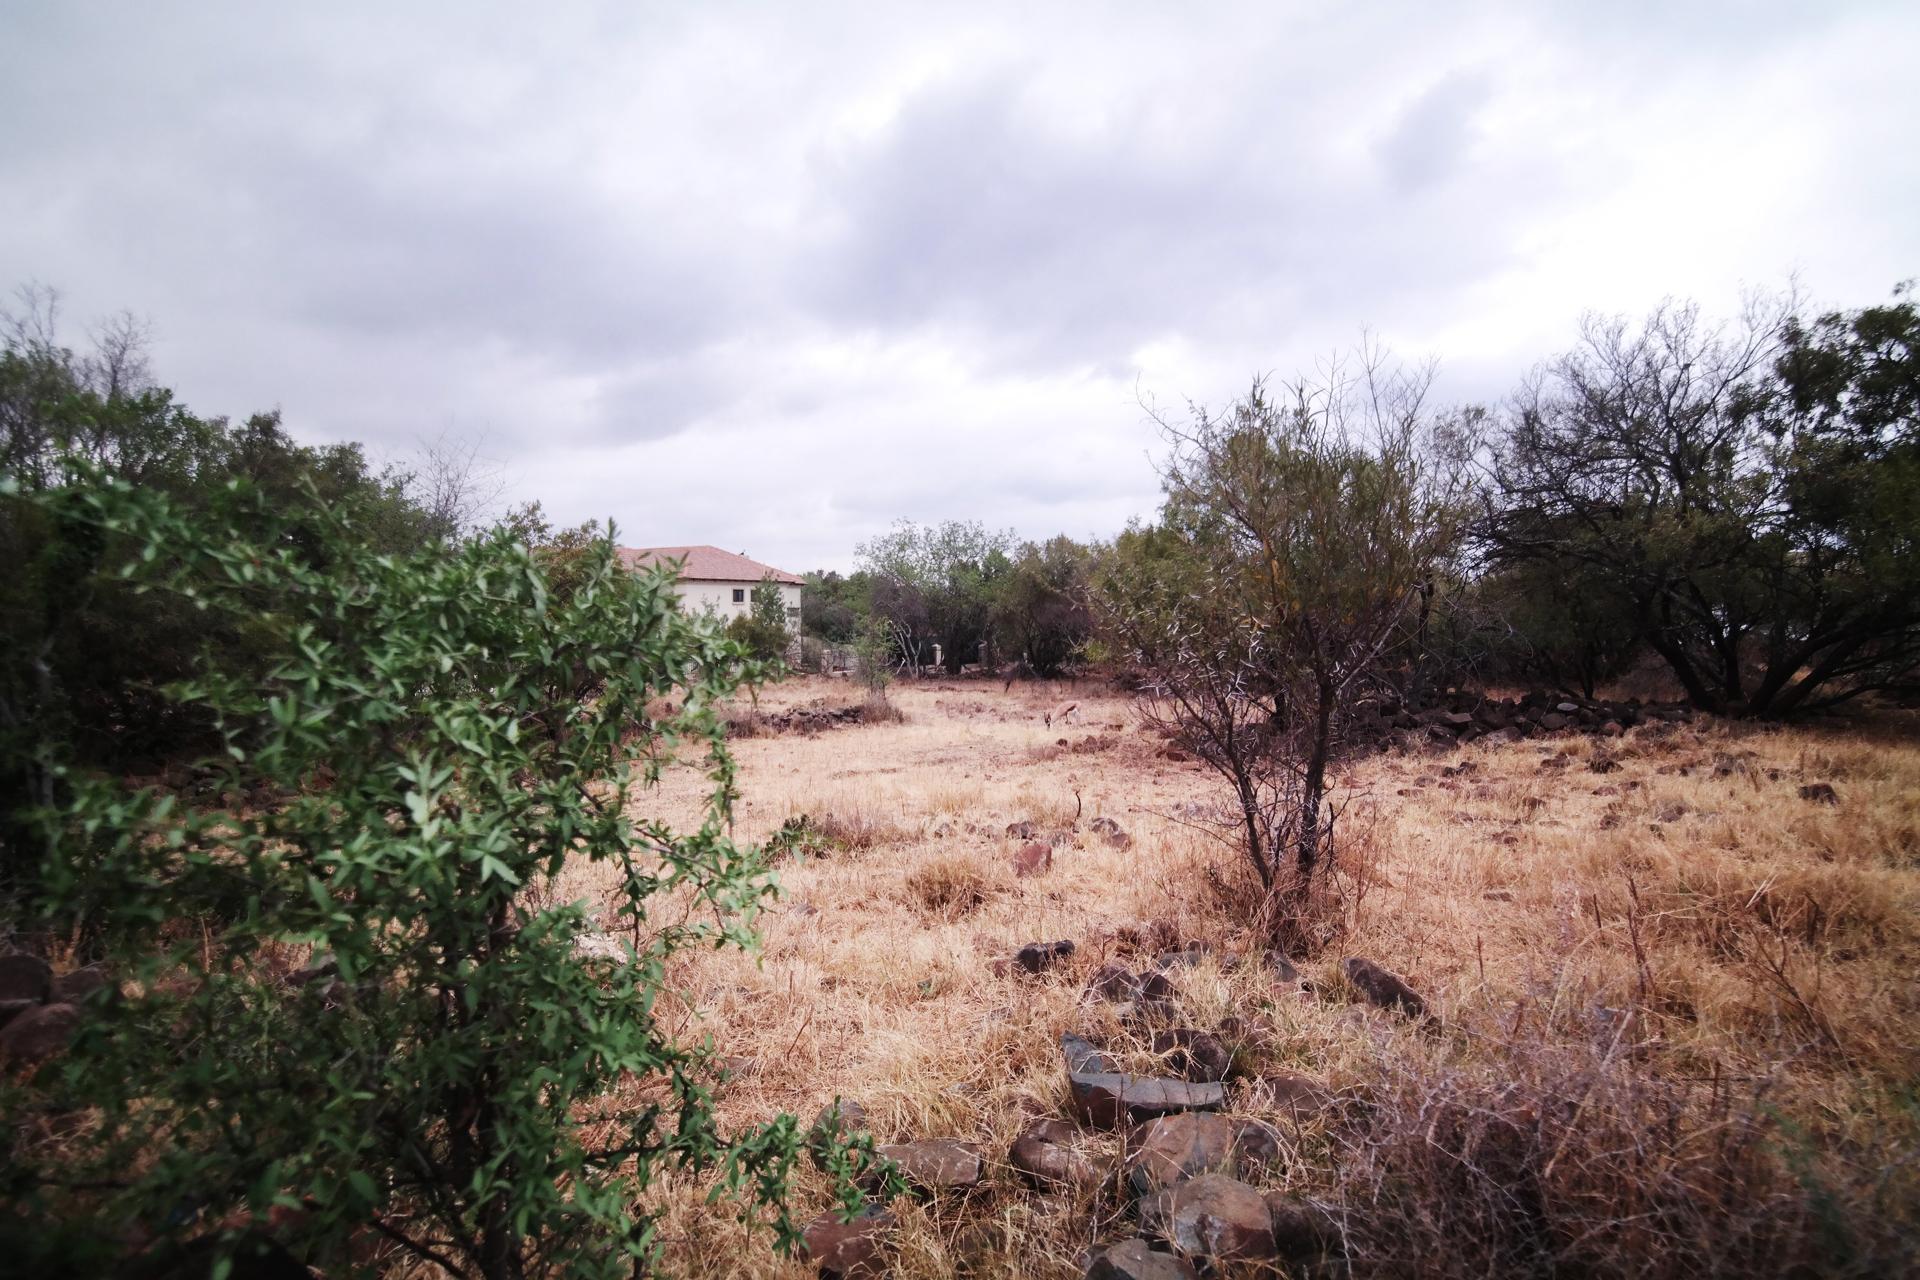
[1,2,1915,561]
[1378,75,1489,194]
[589,353,756,444]
[799,64,1542,373]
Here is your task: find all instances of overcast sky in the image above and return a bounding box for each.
[3,3,1915,571]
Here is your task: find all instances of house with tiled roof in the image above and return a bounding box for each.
[616,545,803,625]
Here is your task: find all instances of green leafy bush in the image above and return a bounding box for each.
[765,814,841,860]
[724,575,792,665]
[3,478,884,1278]
[991,535,1093,677]
[0,297,445,906]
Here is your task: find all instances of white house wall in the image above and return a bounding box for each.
[672,578,802,625]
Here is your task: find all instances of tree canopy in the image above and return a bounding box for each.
[1480,287,1920,715]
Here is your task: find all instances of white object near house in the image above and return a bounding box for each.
[617,545,803,625]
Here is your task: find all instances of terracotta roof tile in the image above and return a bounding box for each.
[617,545,803,586]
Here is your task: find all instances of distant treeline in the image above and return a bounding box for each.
[4,277,1914,845]
[809,285,1920,719]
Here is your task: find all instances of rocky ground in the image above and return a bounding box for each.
[9,676,1915,1277]
[540,677,1920,1278]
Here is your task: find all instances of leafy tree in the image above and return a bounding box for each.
[799,569,870,644]
[1482,288,1920,715]
[1758,286,1920,710]
[498,500,617,606]
[0,288,465,906]
[1100,358,1465,940]
[852,615,895,696]
[1472,560,1644,698]
[2,480,883,1279]
[856,520,1013,673]
[991,535,1093,677]
[727,575,792,664]
[752,575,790,640]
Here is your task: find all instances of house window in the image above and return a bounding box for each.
[732,588,746,604]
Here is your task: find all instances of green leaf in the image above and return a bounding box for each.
[22,495,810,1278]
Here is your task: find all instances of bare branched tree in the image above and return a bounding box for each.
[2,282,62,356]
[1,285,160,486]
[1099,349,1467,945]
[412,427,507,543]
[82,309,155,400]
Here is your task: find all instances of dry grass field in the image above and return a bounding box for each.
[576,677,1920,1278]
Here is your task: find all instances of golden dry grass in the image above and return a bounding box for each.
[573,678,1920,1278]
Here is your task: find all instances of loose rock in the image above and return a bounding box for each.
[1062,1031,1120,1075]
[1010,1118,1103,1192]
[1089,816,1133,849]
[1799,782,1840,805]
[803,1204,894,1277]
[1262,1193,1340,1261]
[1123,1112,1282,1196]
[876,1139,985,1192]
[1240,1071,1336,1121]
[1084,1238,1200,1280]
[1012,841,1053,876]
[0,1002,79,1064]
[0,953,51,1005]
[1343,957,1427,1018]
[1139,1173,1276,1264]
[1016,940,1076,974]
[50,964,114,1005]
[1149,1027,1231,1083]
[1068,1071,1225,1131]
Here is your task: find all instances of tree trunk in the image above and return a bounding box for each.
[1764,632,1868,719]
[1294,680,1336,882]
[1643,627,1724,714]
[1234,763,1273,890]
